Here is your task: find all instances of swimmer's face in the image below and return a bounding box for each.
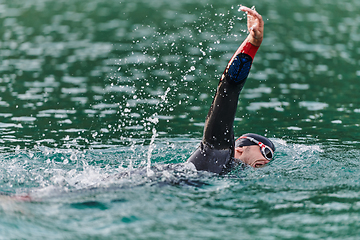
[234,145,270,168]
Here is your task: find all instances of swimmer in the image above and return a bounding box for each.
[1,6,274,203]
[186,6,275,174]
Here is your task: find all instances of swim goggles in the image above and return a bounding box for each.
[238,136,274,161]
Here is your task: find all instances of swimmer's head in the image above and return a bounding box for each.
[234,133,275,168]
[235,133,275,152]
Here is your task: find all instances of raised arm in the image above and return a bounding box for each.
[186,6,264,174]
[203,6,264,148]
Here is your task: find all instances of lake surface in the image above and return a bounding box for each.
[1,0,360,239]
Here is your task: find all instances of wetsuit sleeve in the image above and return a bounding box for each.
[186,41,259,174]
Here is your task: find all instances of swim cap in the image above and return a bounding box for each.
[235,133,275,152]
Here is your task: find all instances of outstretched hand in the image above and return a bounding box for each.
[240,6,264,47]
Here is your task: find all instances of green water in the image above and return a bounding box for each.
[1,0,360,239]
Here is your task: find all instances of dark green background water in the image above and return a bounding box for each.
[1,0,360,239]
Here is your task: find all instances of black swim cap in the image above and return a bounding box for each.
[235,133,275,152]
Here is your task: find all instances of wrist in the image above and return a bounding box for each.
[240,40,259,60]
[247,35,262,47]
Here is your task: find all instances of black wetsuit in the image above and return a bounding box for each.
[186,41,258,174]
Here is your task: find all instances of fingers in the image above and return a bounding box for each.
[239,6,262,21]
[240,6,263,27]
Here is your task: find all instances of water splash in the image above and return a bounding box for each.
[160,87,171,102]
[146,127,158,177]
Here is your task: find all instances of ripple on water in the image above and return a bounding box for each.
[299,101,329,111]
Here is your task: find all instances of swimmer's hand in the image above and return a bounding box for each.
[240,6,264,47]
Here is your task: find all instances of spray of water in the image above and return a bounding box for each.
[146,127,158,177]
[144,87,171,176]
